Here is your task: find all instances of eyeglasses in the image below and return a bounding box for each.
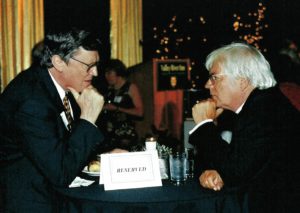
[70,57,99,72]
[208,73,226,84]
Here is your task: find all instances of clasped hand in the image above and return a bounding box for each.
[199,170,224,191]
[68,86,104,124]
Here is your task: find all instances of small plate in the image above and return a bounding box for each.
[82,166,100,177]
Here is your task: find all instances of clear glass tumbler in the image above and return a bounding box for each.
[185,148,195,178]
[169,152,186,185]
[158,153,169,179]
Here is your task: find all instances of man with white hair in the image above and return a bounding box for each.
[189,42,300,213]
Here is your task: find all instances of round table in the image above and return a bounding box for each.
[56,178,247,213]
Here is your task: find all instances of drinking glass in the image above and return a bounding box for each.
[185,148,195,178]
[158,153,169,179]
[169,152,186,185]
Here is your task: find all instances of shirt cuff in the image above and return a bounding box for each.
[189,119,214,135]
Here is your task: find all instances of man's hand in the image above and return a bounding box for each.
[68,86,104,124]
[199,170,224,191]
[192,99,223,124]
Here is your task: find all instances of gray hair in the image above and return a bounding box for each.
[41,28,101,68]
[205,42,276,89]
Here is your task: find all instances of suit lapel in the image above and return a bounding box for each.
[38,67,81,132]
[38,67,65,115]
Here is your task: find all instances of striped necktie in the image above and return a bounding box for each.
[63,94,73,131]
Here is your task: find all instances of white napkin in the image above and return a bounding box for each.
[221,130,232,144]
[69,177,95,188]
[60,111,69,130]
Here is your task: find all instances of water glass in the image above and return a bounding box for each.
[185,148,195,178]
[158,153,169,179]
[169,152,186,185]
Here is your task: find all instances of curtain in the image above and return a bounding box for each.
[0,0,44,91]
[110,0,143,67]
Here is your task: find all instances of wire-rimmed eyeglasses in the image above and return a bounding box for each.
[70,57,99,72]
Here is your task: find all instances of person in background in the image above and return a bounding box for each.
[278,38,300,65]
[96,59,144,151]
[271,38,300,110]
[189,42,300,213]
[0,28,110,212]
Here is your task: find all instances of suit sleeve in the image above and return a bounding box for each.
[14,98,103,187]
[190,97,289,187]
[189,122,230,176]
[215,107,282,187]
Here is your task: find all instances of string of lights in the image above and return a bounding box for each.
[150,2,268,89]
[232,2,268,51]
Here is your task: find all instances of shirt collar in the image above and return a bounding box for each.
[48,71,66,102]
[235,102,245,114]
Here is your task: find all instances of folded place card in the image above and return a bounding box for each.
[100,151,162,190]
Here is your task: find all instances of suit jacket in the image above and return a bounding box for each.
[189,87,300,213]
[0,66,103,212]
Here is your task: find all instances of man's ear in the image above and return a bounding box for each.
[239,78,250,92]
[51,55,66,72]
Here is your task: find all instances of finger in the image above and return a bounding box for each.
[212,177,220,191]
[214,176,224,190]
[213,182,223,191]
[207,177,215,188]
[196,99,206,104]
[207,98,217,106]
[207,98,215,103]
[215,108,224,118]
[67,87,80,100]
[213,177,219,185]
[86,85,94,89]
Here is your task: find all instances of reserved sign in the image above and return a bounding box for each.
[100,151,162,190]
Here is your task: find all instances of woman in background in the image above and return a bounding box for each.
[97,59,144,151]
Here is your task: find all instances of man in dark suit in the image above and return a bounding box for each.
[189,43,300,212]
[0,29,105,212]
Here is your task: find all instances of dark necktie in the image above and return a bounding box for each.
[63,94,73,131]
